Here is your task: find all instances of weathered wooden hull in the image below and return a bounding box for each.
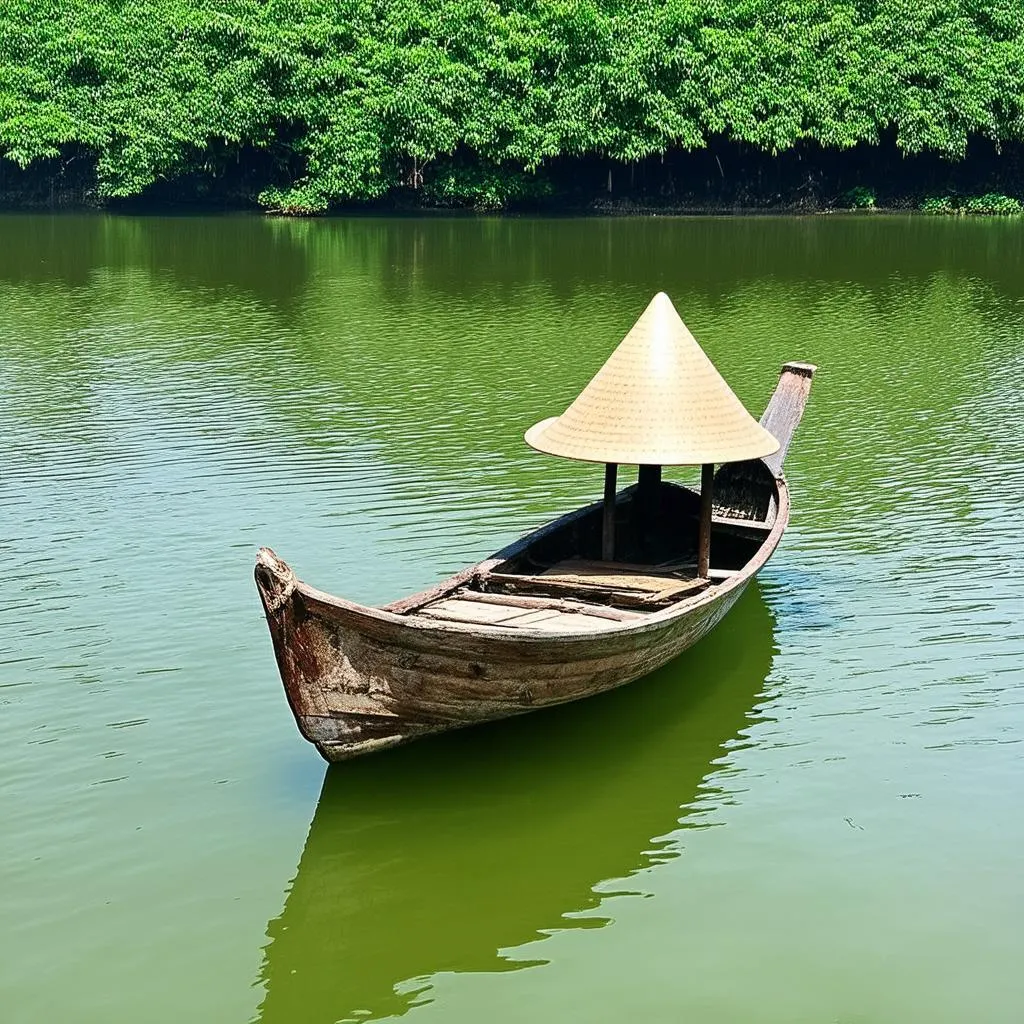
[254,479,785,761]
[254,361,813,763]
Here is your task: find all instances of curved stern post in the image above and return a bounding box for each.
[760,361,817,478]
[712,362,815,523]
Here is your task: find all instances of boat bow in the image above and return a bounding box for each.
[255,548,297,614]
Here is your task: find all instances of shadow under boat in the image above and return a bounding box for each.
[254,582,778,1024]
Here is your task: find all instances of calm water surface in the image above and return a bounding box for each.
[1,214,1022,1023]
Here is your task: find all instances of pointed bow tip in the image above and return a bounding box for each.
[255,546,288,570]
[254,547,297,613]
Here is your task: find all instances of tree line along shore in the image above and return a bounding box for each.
[2,0,1023,214]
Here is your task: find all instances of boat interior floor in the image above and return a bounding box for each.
[486,558,717,606]
[412,481,771,631]
[417,590,624,632]
[416,558,739,631]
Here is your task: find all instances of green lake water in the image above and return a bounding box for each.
[1,213,1022,1023]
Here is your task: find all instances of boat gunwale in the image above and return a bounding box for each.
[289,474,789,645]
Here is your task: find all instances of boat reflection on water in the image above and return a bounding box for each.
[255,583,777,1024]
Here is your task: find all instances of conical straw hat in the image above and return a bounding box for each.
[525,292,779,465]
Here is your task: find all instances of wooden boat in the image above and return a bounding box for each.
[255,295,815,762]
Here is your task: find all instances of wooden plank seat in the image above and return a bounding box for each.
[418,591,634,631]
[482,558,713,609]
[711,513,773,536]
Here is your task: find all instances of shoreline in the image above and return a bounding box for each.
[4,138,1021,218]
[1,196,1019,218]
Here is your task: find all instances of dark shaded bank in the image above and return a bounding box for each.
[3,137,1023,215]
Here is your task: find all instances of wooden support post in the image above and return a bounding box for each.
[637,464,663,553]
[697,463,714,578]
[637,464,662,498]
[602,463,617,561]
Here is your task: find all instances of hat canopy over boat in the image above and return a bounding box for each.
[254,294,816,763]
[526,291,783,573]
[525,292,779,467]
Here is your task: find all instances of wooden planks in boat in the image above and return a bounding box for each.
[454,589,642,621]
[486,558,712,609]
[711,513,773,535]
[420,598,544,626]
[418,594,612,631]
[542,559,700,585]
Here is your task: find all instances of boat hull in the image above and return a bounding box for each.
[262,571,752,761]
[254,360,814,762]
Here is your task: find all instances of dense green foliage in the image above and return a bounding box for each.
[921,191,1022,214]
[843,185,877,209]
[2,0,1024,211]
[961,191,1023,213]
